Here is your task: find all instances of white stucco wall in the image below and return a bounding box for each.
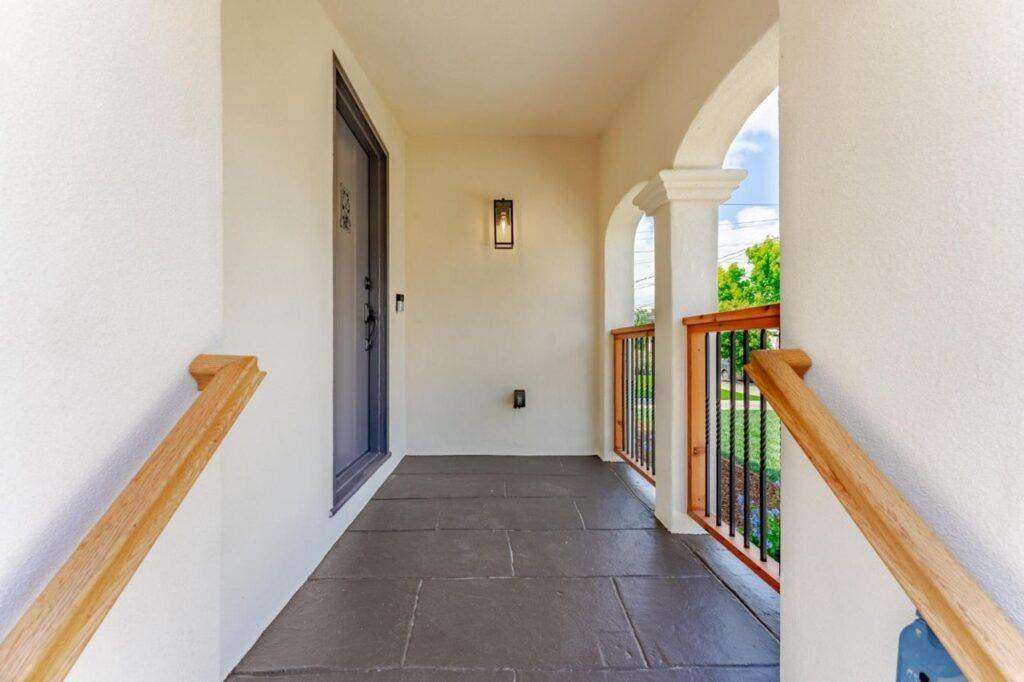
[0,2,225,680]
[598,0,778,228]
[780,1,1024,678]
[406,136,600,455]
[220,0,407,675]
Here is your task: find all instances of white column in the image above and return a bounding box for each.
[633,168,745,532]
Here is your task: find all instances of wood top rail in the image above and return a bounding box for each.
[681,303,779,335]
[746,349,1024,680]
[610,322,655,337]
[0,355,265,681]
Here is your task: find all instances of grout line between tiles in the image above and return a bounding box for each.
[609,576,651,669]
[400,578,424,666]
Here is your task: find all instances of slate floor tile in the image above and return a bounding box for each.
[397,455,564,475]
[313,530,512,578]
[237,456,780,678]
[518,667,779,681]
[375,474,505,499]
[505,473,627,498]
[678,534,780,638]
[556,455,611,474]
[233,579,417,672]
[616,576,779,667]
[574,492,658,529]
[232,671,515,681]
[509,530,708,577]
[350,499,441,531]
[438,497,584,530]
[404,578,644,669]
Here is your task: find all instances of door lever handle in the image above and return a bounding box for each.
[364,303,378,351]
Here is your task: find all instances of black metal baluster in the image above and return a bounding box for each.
[634,337,639,465]
[638,333,647,473]
[704,332,711,517]
[627,338,634,464]
[742,329,751,548]
[650,335,656,476]
[621,337,627,458]
[620,337,626,456]
[642,336,648,472]
[715,332,722,526]
[626,337,634,464]
[759,328,768,562]
[728,331,736,536]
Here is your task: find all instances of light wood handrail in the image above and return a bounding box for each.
[610,322,655,337]
[0,355,265,681]
[747,349,1024,680]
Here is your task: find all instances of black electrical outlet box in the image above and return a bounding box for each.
[513,389,526,408]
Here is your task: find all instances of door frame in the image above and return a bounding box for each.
[332,55,390,513]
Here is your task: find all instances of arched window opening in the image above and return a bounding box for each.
[718,87,779,312]
[715,87,781,563]
[633,215,654,324]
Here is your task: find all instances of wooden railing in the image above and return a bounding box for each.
[748,349,1024,680]
[611,323,655,482]
[683,305,781,590]
[0,355,265,681]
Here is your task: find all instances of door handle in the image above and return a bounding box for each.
[364,303,377,351]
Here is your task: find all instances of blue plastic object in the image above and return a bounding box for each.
[896,614,964,681]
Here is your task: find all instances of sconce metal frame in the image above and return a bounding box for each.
[493,198,514,250]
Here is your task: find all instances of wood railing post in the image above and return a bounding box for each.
[686,329,706,514]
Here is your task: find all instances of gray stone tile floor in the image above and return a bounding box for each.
[230,456,780,681]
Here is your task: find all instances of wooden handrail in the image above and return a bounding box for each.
[747,349,1024,680]
[610,322,655,337]
[680,303,779,334]
[0,355,265,681]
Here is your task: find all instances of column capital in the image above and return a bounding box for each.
[633,167,747,214]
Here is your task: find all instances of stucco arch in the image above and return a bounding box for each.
[673,23,779,168]
[599,183,646,460]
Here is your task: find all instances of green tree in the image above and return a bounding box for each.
[745,237,780,306]
[717,263,750,312]
[633,307,653,325]
[718,237,779,310]
[717,237,781,369]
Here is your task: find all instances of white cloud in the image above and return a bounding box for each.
[718,205,779,270]
[723,87,778,168]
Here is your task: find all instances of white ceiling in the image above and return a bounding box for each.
[326,0,699,136]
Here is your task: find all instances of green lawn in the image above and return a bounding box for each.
[719,388,763,401]
[716,408,781,483]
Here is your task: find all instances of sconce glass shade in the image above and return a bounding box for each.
[493,198,514,249]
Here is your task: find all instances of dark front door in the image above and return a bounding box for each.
[333,110,371,476]
[332,58,389,512]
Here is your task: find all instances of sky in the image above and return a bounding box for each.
[634,87,779,310]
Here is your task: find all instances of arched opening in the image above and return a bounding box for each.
[633,215,654,324]
[712,85,782,563]
[718,87,779,311]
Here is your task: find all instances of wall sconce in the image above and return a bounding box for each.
[493,198,514,250]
